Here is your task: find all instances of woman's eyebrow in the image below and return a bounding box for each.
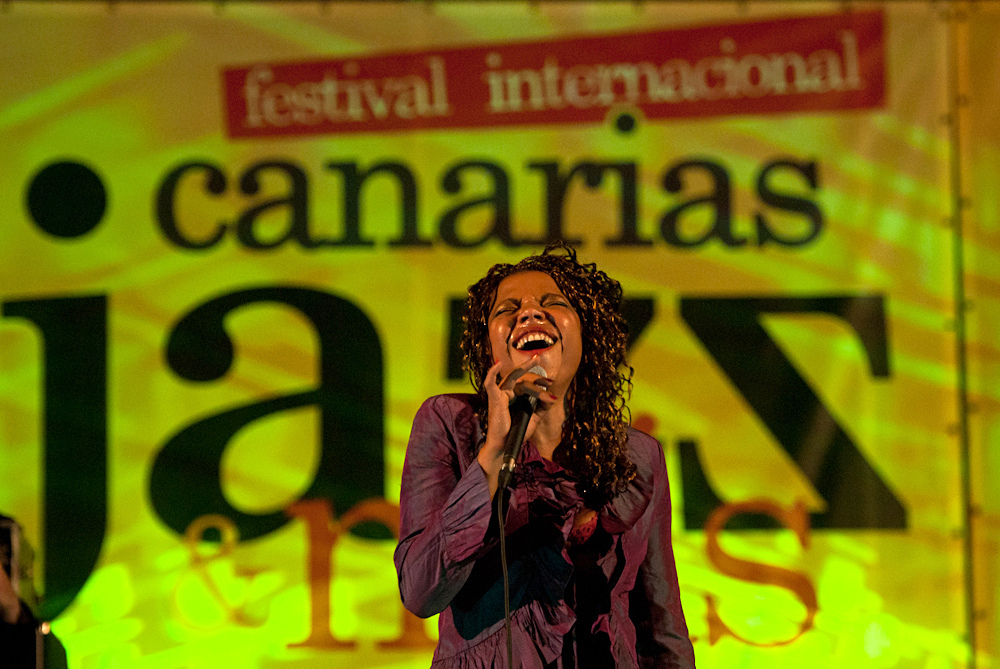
[492,297,519,311]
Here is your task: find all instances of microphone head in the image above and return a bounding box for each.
[526,365,546,409]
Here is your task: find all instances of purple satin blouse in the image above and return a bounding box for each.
[394,394,695,669]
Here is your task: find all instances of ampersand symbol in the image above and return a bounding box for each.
[173,513,271,629]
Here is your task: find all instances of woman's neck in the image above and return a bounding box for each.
[530,400,566,460]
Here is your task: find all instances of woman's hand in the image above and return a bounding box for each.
[477,359,555,497]
[0,567,22,624]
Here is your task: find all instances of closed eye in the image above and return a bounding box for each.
[492,302,518,317]
[540,292,570,308]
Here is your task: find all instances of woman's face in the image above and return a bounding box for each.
[488,271,582,395]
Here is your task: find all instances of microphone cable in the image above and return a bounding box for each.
[495,364,544,669]
[498,487,513,669]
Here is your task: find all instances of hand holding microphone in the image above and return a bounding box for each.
[479,361,555,496]
[497,365,547,491]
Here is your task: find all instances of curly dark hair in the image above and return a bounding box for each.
[460,241,636,508]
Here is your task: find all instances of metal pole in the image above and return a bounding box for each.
[944,3,977,667]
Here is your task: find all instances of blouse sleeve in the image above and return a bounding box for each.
[393,396,497,618]
[632,437,697,669]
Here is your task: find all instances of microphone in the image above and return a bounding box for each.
[497,365,545,491]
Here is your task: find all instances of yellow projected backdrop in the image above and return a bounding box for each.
[1,2,994,668]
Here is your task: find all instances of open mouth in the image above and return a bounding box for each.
[513,331,556,352]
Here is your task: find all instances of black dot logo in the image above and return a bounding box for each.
[614,112,637,134]
[26,161,107,238]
